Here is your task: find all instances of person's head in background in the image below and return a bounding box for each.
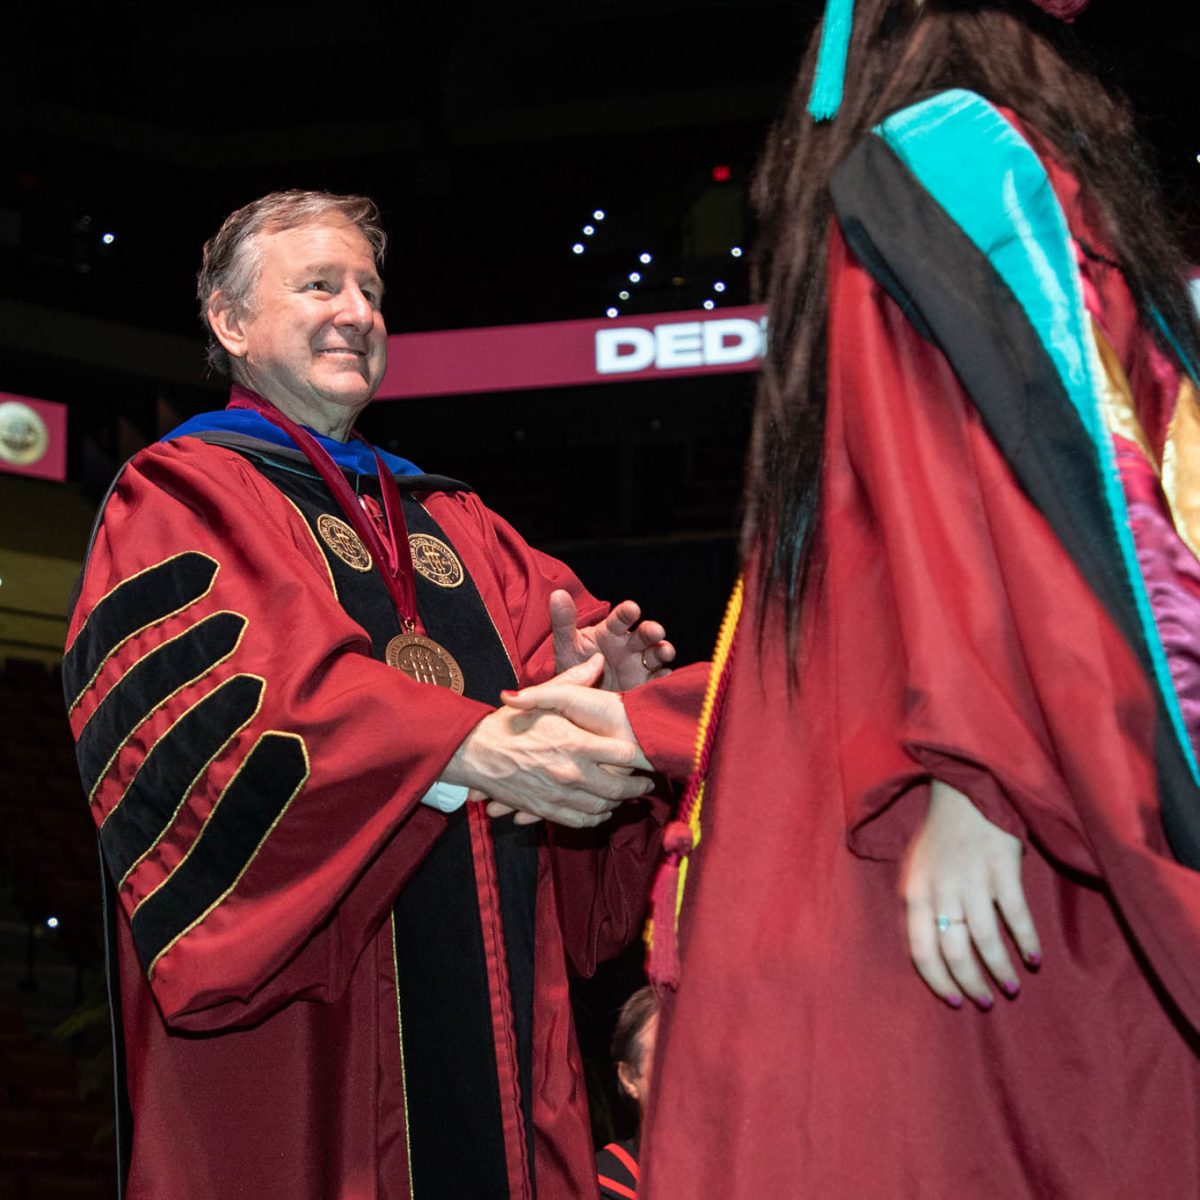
[612,986,659,1122]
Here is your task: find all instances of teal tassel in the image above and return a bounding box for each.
[807,0,856,122]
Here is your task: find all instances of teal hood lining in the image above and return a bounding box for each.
[872,88,1200,789]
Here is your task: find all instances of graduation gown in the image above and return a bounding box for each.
[64,420,666,1199]
[624,91,1200,1198]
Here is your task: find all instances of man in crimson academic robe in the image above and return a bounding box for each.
[63,189,683,1200]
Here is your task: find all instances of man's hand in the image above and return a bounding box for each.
[551,589,675,691]
[902,779,1042,1010]
[445,657,653,829]
[484,670,653,825]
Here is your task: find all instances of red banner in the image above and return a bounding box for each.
[377,305,767,400]
[0,393,67,482]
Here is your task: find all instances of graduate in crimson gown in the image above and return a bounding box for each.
[505,1,1200,1194]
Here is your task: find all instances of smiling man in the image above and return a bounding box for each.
[63,191,687,1200]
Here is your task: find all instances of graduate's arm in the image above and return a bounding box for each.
[820,219,1200,1021]
[622,662,710,780]
[815,228,1065,1005]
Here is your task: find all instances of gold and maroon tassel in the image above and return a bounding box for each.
[646,575,744,988]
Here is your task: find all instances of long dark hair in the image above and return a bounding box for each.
[746,0,1200,634]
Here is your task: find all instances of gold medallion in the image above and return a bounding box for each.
[316,514,372,571]
[408,533,465,589]
[386,633,466,693]
[0,401,49,467]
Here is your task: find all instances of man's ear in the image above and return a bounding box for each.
[208,289,250,361]
[616,1060,640,1103]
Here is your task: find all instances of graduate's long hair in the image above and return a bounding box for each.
[747,0,1200,635]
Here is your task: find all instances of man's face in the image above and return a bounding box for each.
[232,217,388,427]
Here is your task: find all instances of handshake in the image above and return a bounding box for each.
[442,589,674,829]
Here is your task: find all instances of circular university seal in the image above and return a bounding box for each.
[386,633,466,693]
[0,402,49,467]
[408,533,465,589]
[316,514,373,571]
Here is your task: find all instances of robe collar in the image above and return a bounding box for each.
[162,386,422,476]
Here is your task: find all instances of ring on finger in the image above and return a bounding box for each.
[640,650,657,674]
[935,914,968,934]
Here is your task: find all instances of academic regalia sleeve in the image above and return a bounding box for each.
[623,662,709,781]
[821,222,1200,1026]
[65,438,496,1031]
[821,226,1050,857]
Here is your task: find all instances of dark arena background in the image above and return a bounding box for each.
[0,2,1196,1194]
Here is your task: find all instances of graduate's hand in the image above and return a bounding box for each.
[501,666,651,767]
[551,590,675,691]
[445,657,653,830]
[902,779,1042,1011]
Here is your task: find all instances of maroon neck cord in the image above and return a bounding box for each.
[228,388,422,633]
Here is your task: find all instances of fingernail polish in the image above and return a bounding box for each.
[977,995,994,1011]
[946,995,963,1010]
[1026,952,1042,968]
[1001,979,1019,997]
[500,690,516,700]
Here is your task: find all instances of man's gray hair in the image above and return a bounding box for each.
[197,189,387,377]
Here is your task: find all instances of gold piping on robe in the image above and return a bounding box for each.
[390,916,417,1200]
[86,612,249,806]
[67,552,221,713]
[108,674,268,891]
[142,730,310,979]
